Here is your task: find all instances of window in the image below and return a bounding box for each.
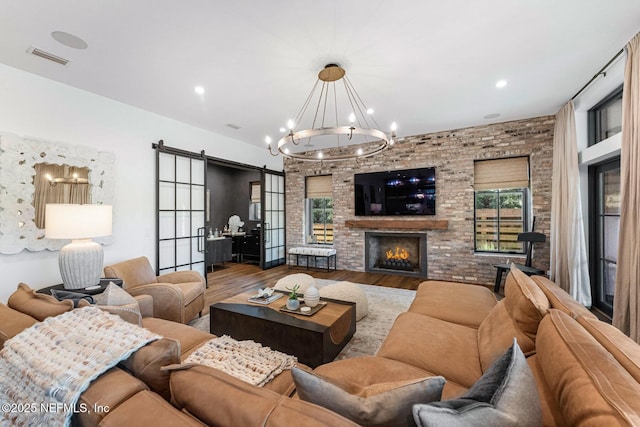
[305,175,333,244]
[474,157,530,253]
[588,85,623,146]
[589,158,620,317]
[249,181,260,221]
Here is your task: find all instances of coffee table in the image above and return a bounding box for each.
[209,291,356,368]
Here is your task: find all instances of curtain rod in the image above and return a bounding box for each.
[571,48,625,100]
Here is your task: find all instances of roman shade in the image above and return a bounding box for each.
[305,175,333,198]
[474,157,530,191]
[250,182,260,203]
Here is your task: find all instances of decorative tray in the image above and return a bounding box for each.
[280,301,327,316]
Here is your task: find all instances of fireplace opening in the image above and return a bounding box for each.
[365,232,427,278]
[381,247,413,271]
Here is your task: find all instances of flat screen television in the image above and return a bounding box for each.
[354,167,436,216]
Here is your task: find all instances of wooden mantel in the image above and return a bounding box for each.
[344,219,449,231]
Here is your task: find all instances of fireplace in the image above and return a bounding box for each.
[365,232,427,278]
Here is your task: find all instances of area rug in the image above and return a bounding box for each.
[191,281,415,360]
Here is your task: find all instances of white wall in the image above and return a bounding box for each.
[0,63,282,302]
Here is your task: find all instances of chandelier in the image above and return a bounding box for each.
[266,63,397,162]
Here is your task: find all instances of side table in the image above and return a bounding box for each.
[36,278,124,296]
[493,264,545,294]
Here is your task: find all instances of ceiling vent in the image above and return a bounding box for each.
[225,123,241,130]
[27,46,69,66]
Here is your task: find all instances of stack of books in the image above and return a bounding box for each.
[247,292,283,305]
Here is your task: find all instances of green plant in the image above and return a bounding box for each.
[287,284,300,300]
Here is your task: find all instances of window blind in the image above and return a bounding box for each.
[305,175,333,198]
[250,182,261,203]
[474,156,530,190]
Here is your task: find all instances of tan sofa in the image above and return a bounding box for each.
[310,267,640,426]
[3,267,640,426]
[0,285,356,427]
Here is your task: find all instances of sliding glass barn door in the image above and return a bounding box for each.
[262,171,286,269]
[155,143,206,278]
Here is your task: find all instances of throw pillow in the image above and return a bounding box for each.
[7,283,74,321]
[50,289,94,308]
[94,283,137,306]
[292,366,445,427]
[87,283,142,325]
[413,339,542,427]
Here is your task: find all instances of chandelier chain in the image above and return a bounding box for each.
[344,74,380,130]
[343,77,371,144]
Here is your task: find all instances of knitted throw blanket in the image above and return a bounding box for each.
[0,307,160,427]
[184,335,297,387]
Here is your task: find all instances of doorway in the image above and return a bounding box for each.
[154,143,285,273]
[589,158,620,317]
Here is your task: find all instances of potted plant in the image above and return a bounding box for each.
[286,284,301,310]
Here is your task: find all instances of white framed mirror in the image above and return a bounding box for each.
[0,132,115,254]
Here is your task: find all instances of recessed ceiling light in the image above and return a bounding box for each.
[194,86,205,95]
[496,80,508,88]
[51,31,88,49]
[484,113,501,119]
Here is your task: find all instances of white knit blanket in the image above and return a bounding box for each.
[0,307,160,427]
[184,335,297,387]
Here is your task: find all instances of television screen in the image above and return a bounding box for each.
[354,167,436,216]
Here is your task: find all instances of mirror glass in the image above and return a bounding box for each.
[32,163,91,229]
[0,132,115,254]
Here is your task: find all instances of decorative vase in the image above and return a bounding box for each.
[286,298,300,311]
[304,284,320,308]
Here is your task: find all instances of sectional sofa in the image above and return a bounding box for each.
[1,265,639,426]
[307,265,640,425]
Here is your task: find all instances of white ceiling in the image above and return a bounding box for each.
[1,1,639,153]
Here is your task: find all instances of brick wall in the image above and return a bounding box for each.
[284,116,555,286]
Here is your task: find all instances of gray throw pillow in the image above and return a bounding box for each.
[413,339,541,427]
[292,366,445,427]
[50,289,94,308]
[94,282,136,306]
[89,283,142,325]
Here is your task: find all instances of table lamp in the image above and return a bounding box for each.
[45,204,112,290]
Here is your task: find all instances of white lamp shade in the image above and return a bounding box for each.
[45,204,112,240]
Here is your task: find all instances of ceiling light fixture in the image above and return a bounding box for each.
[265,63,396,162]
[496,79,508,88]
[194,86,205,95]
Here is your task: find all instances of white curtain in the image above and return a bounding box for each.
[613,32,640,342]
[550,101,591,306]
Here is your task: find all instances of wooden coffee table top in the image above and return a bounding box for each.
[217,290,352,329]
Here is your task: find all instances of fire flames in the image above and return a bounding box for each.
[386,247,409,261]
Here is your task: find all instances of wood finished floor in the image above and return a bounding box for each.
[203,262,425,315]
[203,263,609,322]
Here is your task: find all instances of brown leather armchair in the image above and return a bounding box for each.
[103,256,205,324]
